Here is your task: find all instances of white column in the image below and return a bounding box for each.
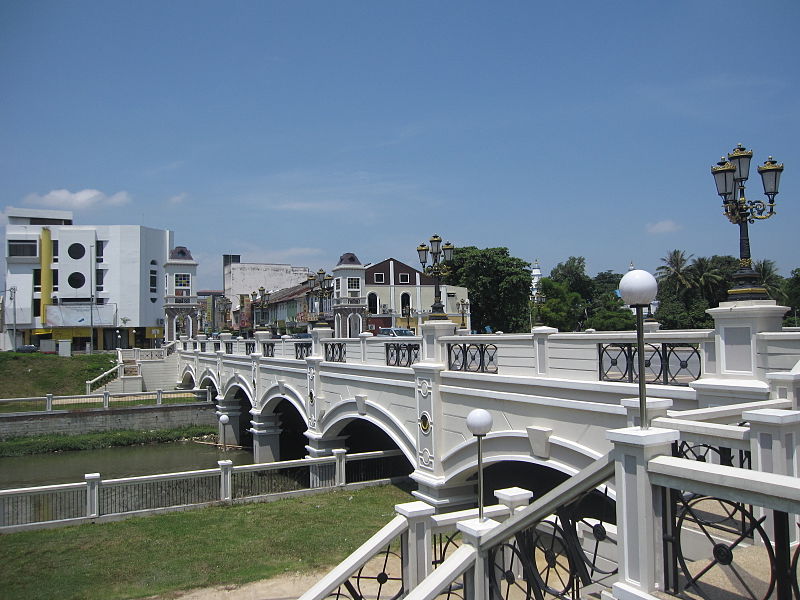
[396,500,436,589]
[457,517,500,600]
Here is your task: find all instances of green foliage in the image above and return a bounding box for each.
[0,426,217,457]
[445,246,532,333]
[585,293,635,331]
[537,278,584,332]
[549,256,593,301]
[785,268,800,326]
[0,484,412,600]
[0,353,115,398]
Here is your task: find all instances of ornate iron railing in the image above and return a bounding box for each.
[447,343,498,373]
[224,342,233,354]
[328,540,405,599]
[244,342,255,355]
[385,343,420,367]
[295,342,312,360]
[325,342,346,363]
[261,342,275,358]
[598,342,701,386]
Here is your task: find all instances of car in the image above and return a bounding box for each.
[291,332,312,339]
[376,327,416,337]
[16,345,38,353]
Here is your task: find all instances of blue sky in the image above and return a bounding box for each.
[2,1,798,290]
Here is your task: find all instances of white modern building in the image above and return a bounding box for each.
[2,207,198,350]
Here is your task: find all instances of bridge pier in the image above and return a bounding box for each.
[250,411,281,463]
[215,394,244,447]
[306,434,349,488]
[411,475,476,513]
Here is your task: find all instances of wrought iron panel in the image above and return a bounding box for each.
[325,342,347,363]
[385,343,420,367]
[448,343,498,373]
[295,342,312,360]
[261,342,275,358]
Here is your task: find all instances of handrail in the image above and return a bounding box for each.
[478,452,615,550]
[651,416,750,451]
[85,362,123,394]
[665,398,792,423]
[298,514,409,600]
[402,544,477,600]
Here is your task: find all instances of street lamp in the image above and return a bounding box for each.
[116,329,121,349]
[307,269,334,328]
[711,143,785,300]
[619,269,658,429]
[401,304,414,331]
[458,298,469,328]
[218,414,229,452]
[466,408,493,522]
[417,234,455,320]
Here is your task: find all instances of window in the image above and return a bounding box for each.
[368,293,378,314]
[96,269,104,291]
[33,298,41,318]
[52,240,58,261]
[150,270,157,293]
[68,272,85,289]
[67,243,85,259]
[398,273,410,284]
[95,241,105,261]
[335,278,341,290]
[175,273,191,288]
[52,269,58,291]
[347,277,360,290]
[401,293,411,310]
[33,269,41,292]
[8,240,37,257]
[373,273,385,284]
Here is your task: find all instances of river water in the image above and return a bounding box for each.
[0,442,254,490]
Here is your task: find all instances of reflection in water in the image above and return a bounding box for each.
[0,442,254,489]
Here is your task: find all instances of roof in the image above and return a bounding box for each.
[169,246,194,260]
[336,252,362,266]
[267,281,312,304]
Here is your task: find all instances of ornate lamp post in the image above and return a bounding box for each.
[417,234,455,320]
[458,298,469,328]
[307,269,334,328]
[401,304,414,331]
[711,143,785,300]
[619,269,658,429]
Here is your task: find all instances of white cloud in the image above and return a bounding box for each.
[23,189,131,210]
[646,220,681,234]
[167,193,188,205]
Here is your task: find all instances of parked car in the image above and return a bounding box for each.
[376,328,416,337]
[16,345,38,353]
[291,333,312,339]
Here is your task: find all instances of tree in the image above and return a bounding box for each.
[549,256,594,301]
[754,259,786,303]
[688,257,723,306]
[585,293,635,331]
[444,247,532,333]
[537,278,584,332]
[784,268,800,326]
[656,250,695,297]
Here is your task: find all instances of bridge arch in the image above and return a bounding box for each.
[255,383,308,424]
[196,369,220,397]
[178,364,196,389]
[320,399,416,466]
[220,376,256,448]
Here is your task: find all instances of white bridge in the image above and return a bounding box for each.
[176,301,800,511]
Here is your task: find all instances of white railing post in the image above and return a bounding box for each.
[85,380,90,395]
[495,486,533,583]
[396,501,436,591]
[156,389,163,405]
[744,408,800,545]
[606,427,678,599]
[332,449,347,486]
[219,460,233,501]
[359,331,372,363]
[457,517,500,600]
[206,387,212,403]
[85,473,101,518]
[46,393,53,412]
[103,391,110,409]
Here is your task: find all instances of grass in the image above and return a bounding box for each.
[0,483,413,600]
[0,352,116,398]
[0,426,217,457]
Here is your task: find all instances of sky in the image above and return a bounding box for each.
[2,1,799,291]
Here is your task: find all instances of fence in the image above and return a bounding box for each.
[0,449,404,530]
[0,388,212,414]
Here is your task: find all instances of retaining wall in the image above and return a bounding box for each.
[0,403,217,440]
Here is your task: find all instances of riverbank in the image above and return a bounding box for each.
[0,352,116,398]
[0,425,217,457]
[0,483,413,600]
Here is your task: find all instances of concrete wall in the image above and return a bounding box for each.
[0,403,216,440]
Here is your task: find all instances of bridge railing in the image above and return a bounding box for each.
[0,388,211,414]
[0,449,403,531]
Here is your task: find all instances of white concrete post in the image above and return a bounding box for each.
[621,397,672,429]
[396,500,436,590]
[281,334,291,358]
[607,427,679,600]
[359,331,372,363]
[85,473,101,518]
[156,389,163,405]
[250,411,282,464]
[332,448,347,486]
[206,387,212,403]
[103,390,110,409]
[46,393,53,412]
[744,408,800,544]
[457,517,500,600]
[218,460,233,502]
[495,487,533,581]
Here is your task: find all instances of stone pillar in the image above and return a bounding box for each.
[359,331,372,363]
[457,517,500,600]
[768,365,800,410]
[250,411,281,463]
[607,427,679,599]
[420,319,457,363]
[495,486,533,582]
[744,408,800,544]
[85,473,100,518]
[305,436,348,488]
[218,460,233,501]
[621,397,673,428]
[216,394,243,446]
[311,325,334,358]
[692,300,789,408]
[531,326,558,376]
[396,500,436,590]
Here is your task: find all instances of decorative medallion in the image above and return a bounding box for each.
[419,448,433,468]
[419,412,432,434]
[417,378,430,398]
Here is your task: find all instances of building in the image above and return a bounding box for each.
[222,254,310,332]
[2,207,197,350]
[255,252,470,337]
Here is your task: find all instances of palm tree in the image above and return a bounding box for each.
[689,257,723,306]
[656,250,695,296]
[754,259,787,303]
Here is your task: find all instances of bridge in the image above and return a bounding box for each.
[176,300,800,512]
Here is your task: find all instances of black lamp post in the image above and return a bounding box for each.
[458,298,469,328]
[307,269,334,328]
[711,143,784,300]
[417,234,455,320]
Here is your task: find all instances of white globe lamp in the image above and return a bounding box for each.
[467,408,493,521]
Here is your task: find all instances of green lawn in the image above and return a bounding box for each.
[0,352,116,398]
[0,483,413,600]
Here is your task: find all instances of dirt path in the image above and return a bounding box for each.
[148,570,326,600]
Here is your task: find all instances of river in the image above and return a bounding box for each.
[0,442,254,489]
